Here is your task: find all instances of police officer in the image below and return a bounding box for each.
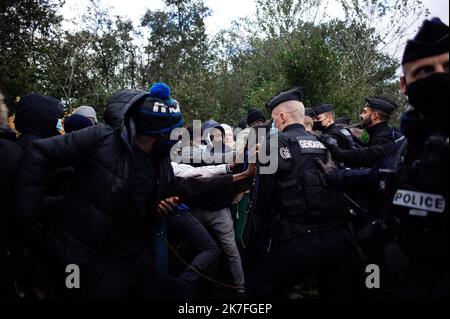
[383,17,448,298]
[311,103,355,150]
[320,97,398,168]
[246,87,364,298]
[322,18,449,298]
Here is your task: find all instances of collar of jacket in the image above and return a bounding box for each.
[325,123,338,132]
[366,121,390,138]
[283,123,306,133]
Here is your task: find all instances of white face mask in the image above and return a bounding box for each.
[56,118,63,133]
[270,121,279,135]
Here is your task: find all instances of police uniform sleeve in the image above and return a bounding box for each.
[326,168,380,192]
[326,127,352,150]
[331,136,394,167]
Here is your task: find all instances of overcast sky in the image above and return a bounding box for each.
[60,0,449,64]
[61,0,449,33]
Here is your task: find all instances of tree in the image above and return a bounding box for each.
[0,0,64,109]
[255,0,326,38]
[42,0,140,117]
[0,0,428,126]
[216,0,428,124]
[140,0,213,122]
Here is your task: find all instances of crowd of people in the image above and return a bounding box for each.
[0,17,448,299]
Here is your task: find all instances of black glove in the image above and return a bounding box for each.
[315,151,338,175]
[317,134,343,158]
[317,134,337,148]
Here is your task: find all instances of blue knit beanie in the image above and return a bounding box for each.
[149,82,177,107]
[136,84,184,136]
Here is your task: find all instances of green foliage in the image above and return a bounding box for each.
[0,0,428,127]
[0,0,64,109]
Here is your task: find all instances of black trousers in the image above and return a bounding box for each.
[247,227,365,299]
[167,209,220,283]
[81,254,196,299]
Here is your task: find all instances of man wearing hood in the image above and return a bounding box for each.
[13,89,253,298]
[14,93,63,149]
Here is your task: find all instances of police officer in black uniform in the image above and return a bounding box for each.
[246,87,364,298]
[311,103,355,150]
[320,97,398,168]
[382,17,448,298]
[322,18,449,298]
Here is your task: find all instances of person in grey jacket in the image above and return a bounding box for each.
[171,161,246,296]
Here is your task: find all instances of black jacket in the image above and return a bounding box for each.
[0,128,22,211]
[0,127,23,298]
[324,123,355,150]
[245,124,346,263]
[330,122,395,168]
[13,90,236,266]
[14,93,63,149]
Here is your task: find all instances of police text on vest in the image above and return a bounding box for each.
[393,189,446,213]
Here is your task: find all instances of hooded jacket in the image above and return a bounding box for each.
[14,93,63,149]
[13,90,235,265]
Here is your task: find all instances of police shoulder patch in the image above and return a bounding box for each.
[295,137,327,154]
[279,147,292,159]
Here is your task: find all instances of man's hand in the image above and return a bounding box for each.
[315,151,338,175]
[246,143,260,177]
[157,197,179,217]
[317,133,344,159]
[232,144,259,183]
[228,149,245,173]
[318,134,338,149]
[322,117,334,128]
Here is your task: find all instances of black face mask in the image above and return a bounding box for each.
[407,72,449,122]
[154,139,179,157]
[313,120,326,132]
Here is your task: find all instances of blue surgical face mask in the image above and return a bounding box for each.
[270,121,279,135]
[56,119,63,133]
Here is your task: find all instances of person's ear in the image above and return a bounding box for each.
[372,111,379,122]
[400,76,408,95]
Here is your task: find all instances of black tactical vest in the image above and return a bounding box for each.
[383,133,448,249]
[272,130,347,242]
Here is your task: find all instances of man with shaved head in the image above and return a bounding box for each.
[245,87,363,298]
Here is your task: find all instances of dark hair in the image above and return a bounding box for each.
[376,110,390,122]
